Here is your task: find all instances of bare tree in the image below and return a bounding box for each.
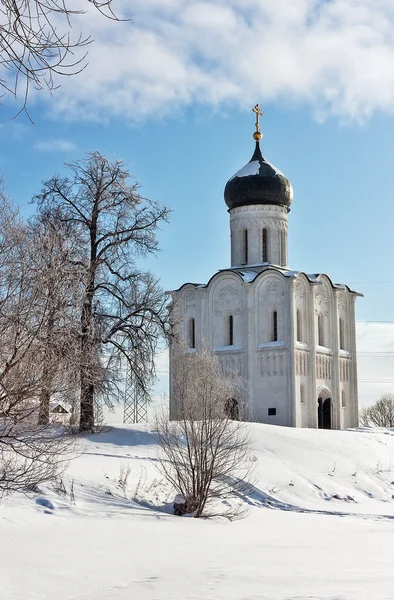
[35,152,170,433]
[359,394,394,428]
[155,343,253,519]
[0,0,119,116]
[358,406,371,428]
[0,193,74,496]
[28,211,84,425]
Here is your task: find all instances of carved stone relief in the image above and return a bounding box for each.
[337,291,346,307]
[316,353,333,380]
[185,291,196,306]
[340,358,351,382]
[261,353,286,377]
[314,288,329,316]
[218,354,244,377]
[296,351,308,376]
[214,285,241,316]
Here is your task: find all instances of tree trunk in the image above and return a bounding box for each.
[79,379,95,432]
[37,387,51,425]
[79,211,98,434]
[79,299,95,432]
[37,306,55,426]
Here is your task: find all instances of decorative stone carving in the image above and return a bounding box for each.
[314,288,329,316]
[218,354,244,377]
[340,358,351,382]
[267,281,278,293]
[185,291,196,306]
[337,291,346,306]
[214,285,241,316]
[316,353,333,380]
[296,350,308,376]
[261,352,286,377]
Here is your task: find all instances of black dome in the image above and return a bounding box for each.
[224,142,293,211]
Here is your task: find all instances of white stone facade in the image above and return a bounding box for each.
[168,144,361,429]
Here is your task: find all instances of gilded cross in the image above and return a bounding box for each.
[252,104,263,132]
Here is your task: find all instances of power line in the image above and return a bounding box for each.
[359,380,394,384]
[358,353,394,357]
[357,320,394,323]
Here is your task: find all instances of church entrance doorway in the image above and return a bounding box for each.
[318,397,331,429]
[225,398,239,421]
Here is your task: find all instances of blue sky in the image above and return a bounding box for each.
[2,0,394,407]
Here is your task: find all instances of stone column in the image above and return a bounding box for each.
[309,285,318,428]
[288,279,297,426]
[332,292,341,430]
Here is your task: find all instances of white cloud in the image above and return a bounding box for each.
[34,140,77,152]
[36,0,394,122]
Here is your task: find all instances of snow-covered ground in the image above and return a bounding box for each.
[2,423,394,600]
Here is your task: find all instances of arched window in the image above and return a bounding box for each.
[243,229,248,264]
[339,318,345,350]
[296,309,302,342]
[318,313,324,346]
[280,229,286,266]
[341,390,346,408]
[262,228,268,263]
[188,317,195,349]
[300,384,305,405]
[272,311,278,342]
[228,314,234,346]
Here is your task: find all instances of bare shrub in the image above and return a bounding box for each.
[155,343,254,519]
[117,463,131,496]
[0,423,74,496]
[360,394,394,428]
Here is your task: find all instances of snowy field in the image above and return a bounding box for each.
[2,423,394,600]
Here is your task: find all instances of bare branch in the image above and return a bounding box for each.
[0,0,122,115]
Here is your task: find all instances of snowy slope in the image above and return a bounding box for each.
[2,423,394,600]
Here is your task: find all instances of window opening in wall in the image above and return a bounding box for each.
[280,229,286,266]
[188,317,195,349]
[268,408,276,416]
[262,228,268,262]
[318,313,324,346]
[228,314,234,346]
[339,318,345,350]
[272,310,278,342]
[300,384,305,404]
[296,309,302,342]
[244,229,248,264]
[341,390,346,408]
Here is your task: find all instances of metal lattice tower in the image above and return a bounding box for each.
[123,365,148,424]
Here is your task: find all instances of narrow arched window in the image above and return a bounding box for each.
[280,229,286,266]
[262,228,268,263]
[300,384,305,405]
[188,317,195,349]
[341,390,346,408]
[228,315,234,346]
[296,309,302,342]
[318,314,324,346]
[272,311,278,342]
[243,229,248,264]
[339,318,345,350]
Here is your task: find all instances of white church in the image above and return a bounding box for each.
[168,106,362,430]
